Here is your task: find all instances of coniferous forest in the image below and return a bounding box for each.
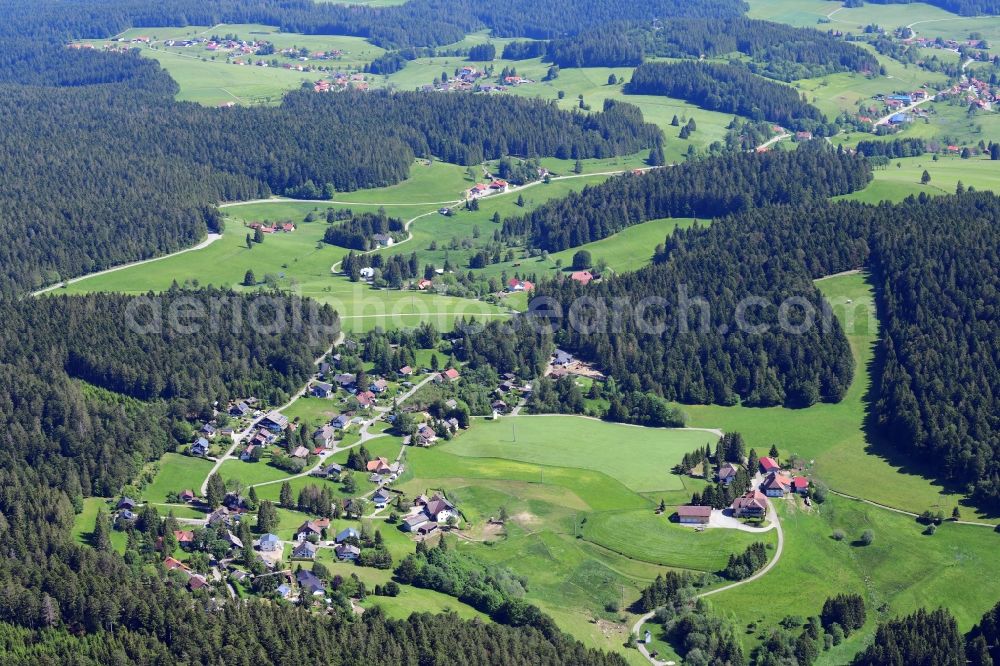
[503,143,872,251]
[624,61,828,131]
[0,0,999,663]
[545,18,880,81]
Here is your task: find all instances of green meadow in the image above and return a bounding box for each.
[684,272,994,520]
[58,164,513,333]
[376,51,746,162]
[89,24,385,105]
[747,0,963,33]
[832,98,1000,155]
[838,154,1000,202]
[547,217,697,274]
[442,415,715,494]
[582,509,778,572]
[792,46,948,118]
[709,494,1000,663]
[142,453,213,502]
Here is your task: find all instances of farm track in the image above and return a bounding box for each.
[31,233,222,296]
[829,489,997,528]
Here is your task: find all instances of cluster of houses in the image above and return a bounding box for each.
[468,179,509,198]
[314,72,369,93]
[420,65,535,94]
[675,456,811,525]
[279,47,346,62]
[400,493,459,537]
[489,372,531,415]
[899,35,986,51]
[311,369,393,410]
[937,76,998,111]
[248,221,296,234]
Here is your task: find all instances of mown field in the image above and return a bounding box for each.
[142,452,214,502]
[582,509,778,572]
[442,415,715,494]
[838,154,1000,202]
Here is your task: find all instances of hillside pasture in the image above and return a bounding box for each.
[582,509,778,572]
[91,24,386,105]
[443,415,717,493]
[837,154,1000,202]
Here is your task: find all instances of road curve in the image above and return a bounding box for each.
[32,233,223,296]
[633,495,784,666]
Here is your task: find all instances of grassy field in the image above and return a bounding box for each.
[73,497,128,553]
[59,162,515,333]
[838,154,1000,202]
[60,158,662,331]
[88,24,385,105]
[442,416,717,494]
[747,0,964,32]
[393,415,762,661]
[281,395,342,430]
[142,453,213,502]
[582,509,778,572]
[792,46,948,118]
[547,217,696,274]
[709,494,1000,663]
[378,51,744,163]
[834,99,1000,153]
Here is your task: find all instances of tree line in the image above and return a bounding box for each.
[869,193,1000,511]
[624,61,827,131]
[543,18,879,81]
[503,142,871,252]
[324,211,406,250]
[0,0,748,52]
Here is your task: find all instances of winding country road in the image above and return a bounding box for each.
[633,494,785,666]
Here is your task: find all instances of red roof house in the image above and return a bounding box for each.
[569,270,593,285]
[438,368,460,382]
[792,476,809,494]
[762,473,792,497]
[759,457,780,474]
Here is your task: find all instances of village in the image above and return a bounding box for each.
[104,333,574,604]
[419,64,536,94]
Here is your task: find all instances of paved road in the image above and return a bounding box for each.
[633,486,785,666]
[200,337,342,495]
[32,233,222,296]
[247,372,433,491]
